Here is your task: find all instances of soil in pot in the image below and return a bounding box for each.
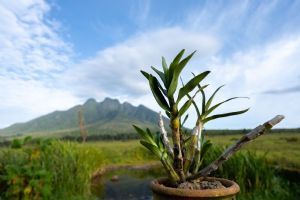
[178,179,226,190]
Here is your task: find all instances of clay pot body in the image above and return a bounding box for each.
[150,177,240,200]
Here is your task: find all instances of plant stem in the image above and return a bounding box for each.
[170,99,185,182]
[161,157,180,184]
[187,115,285,181]
[183,123,200,173]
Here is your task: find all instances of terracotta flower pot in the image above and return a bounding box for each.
[150,177,240,200]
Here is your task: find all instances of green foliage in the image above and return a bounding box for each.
[0,139,104,200]
[0,139,53,199]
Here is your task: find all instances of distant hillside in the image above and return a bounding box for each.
[0,98,166,138]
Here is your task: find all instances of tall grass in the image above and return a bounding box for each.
[201,145,297,200]
[0,140,104,200]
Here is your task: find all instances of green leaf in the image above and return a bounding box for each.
[146,128,154,140]
[151,66,167,87]
[170,49,185,72]
[204,97,249,117]
[205,85,225,111]
[140,140,161,157]
[192,72,207,116]
[133,125,153,143]
[165,111,171,118]
[192,100,201,119]
[140,70,150,79]
[162,57,168,73]
[162,56,169,82]
[178,99,193,116]
[200,87,206,116]
[148,75,170,111]
[182,114,189,126]
[186,86,207,119]
[202,108,250,124]
[177,71,210,103]
[168,51,196,97]
[155,132,164,150]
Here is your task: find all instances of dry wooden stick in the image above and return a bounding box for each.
[187,115,285,180]
[158,112,173,156]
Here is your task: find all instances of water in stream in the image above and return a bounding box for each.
[91,165,164,200]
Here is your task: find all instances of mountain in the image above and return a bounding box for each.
[0,97,166,138]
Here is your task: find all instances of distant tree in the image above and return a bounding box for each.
[78,107,88,143]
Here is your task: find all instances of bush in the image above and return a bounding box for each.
[0,139,104,200]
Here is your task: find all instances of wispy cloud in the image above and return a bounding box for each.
[130,0,151,25]
[0,0,78,127]
[204,35,300,128]
[262,85,300,94]
[63,27,220,100]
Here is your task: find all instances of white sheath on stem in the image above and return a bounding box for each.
[158,112,173,156]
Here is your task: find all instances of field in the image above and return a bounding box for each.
[0,132,299,199]
[81,132,300,169]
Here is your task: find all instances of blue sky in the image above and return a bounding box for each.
[0,0,300,129]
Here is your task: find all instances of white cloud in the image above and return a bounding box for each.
[0,0,72,76]
[63,27,220,101]
[205,36,300,128]
[0,78,80,127]
[0,0,77,127]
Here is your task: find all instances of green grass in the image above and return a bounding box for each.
[207,132,300,168]
[79,140,156,166]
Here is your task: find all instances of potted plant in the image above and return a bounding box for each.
[133,49,284,200]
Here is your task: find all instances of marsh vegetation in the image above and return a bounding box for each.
[0,132,299,199]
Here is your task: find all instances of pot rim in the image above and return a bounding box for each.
[150,177,240,197]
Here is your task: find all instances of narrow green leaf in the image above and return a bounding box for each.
[202,108,250,124]
[146,128,154,140]
[168,51,196,97]
[133,125,153,143]
[151,66,167,86]
[140,70,150,79]
[162,56,168,72]
[182,114,189,126]
[170,49,185,69]
[165,111,171,118]
[178,99,193,116]
[168,50,185,85]
[140,140,161,157]
[186,88,205,119]
[192,72,206,116]
[177,71,210,103]
[205,85,225,111]
[148,75,170,111]
[204,97,249,117]
[192,100,201,119]
[155,132,164,150]
[200,88,206,116]
[162,56,169,83]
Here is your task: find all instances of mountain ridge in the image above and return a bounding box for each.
[0,97,165,137]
